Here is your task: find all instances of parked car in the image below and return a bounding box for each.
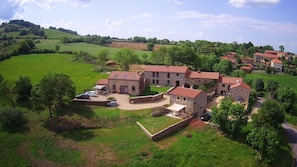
[85,91,97,97]
[200,113,211,121]
[75,94,90,99]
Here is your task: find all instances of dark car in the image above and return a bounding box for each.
[200,113,211,121]
[75,94,90,99]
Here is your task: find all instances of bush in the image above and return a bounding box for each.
[0,108,28,129]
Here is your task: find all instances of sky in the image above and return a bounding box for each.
[1,0,297,53]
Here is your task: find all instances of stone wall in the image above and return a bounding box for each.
[137,116,193,141]
[129,93,163,104]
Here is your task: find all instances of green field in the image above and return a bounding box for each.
[35,39,152,59]
[0,53,108,93]
[1,105,279,167]
[246,73,297,92]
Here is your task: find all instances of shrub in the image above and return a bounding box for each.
[0,108,28,129]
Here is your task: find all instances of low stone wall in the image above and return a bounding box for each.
[137,116,193,141]
[72,99,109,106]
[129,93,163,104]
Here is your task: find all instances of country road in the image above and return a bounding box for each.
[282,122,297,167]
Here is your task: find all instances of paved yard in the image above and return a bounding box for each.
[90,93,170,110]
[206,96,224,112]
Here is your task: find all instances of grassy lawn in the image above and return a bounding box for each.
[0,53,108,93]
[141,85,172,96]
[0,105,292,166]
[246,73,297,92]
[138,115,180,134]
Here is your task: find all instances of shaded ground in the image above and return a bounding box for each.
[282,122,297,167]
[206,96,224,112]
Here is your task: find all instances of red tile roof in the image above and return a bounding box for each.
[189,71,220,80]
[144,65,189,73]
[254,52,279,59]
[230,82,250,90]
[221,77,243,84]
[240,66,251,70]
[96,79,108,85]
[271,58,282,64]
[169,87,203,99]
[108,71,142,81]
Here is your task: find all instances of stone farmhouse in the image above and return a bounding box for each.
[167,87,207,117]
[94,65,250,117]
[271,58,283,72]
[107,71,145,96]
[144,65,190,87]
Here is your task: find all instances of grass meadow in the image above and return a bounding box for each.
[0,53,108,93]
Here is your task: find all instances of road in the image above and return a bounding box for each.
[282,122,297,167]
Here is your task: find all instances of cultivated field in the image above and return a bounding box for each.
[107,41,162,51]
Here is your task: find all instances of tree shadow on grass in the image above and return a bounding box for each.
[59,129,96,142]
[1,124,30,134]
[56,103,96,119]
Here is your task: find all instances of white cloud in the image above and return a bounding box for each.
[129,13,152,19]
[103,18,123,27]
[170,10,297,37]
[168,0,183,5]
[228,0,280,8]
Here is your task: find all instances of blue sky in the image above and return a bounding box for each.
[1,0,297,53]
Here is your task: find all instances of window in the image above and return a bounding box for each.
[156,72,159,77]
[153,72,155,77]
[176,73,179,76]
[112,85,116,90]
[132,86,135,91]
[152,79,155,84]
[156,79,159,85]
[167,80,170,85]
[167,73,170,78]
[222,84,225,87]
[176,96,180,101]
[241,89,243,91]
[183,97,187,102]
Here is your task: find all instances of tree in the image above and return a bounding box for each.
[252,99,285,128]
[55,45,60,53]
[150,47,167,64]
[213,59,233,75]
[0,108,28,130]
[266,80,279,99]
[255,79,264,92]
[247,126,280,163]
[14,76,32,101]
[231,70,246,78]
[142,53,148,63]
[60,36,70,43]
[147,42,155,51]
[211,98,247,137]
[18,40,31,54]
[277,86,297,114]
[0,80,17,107]
[114,48,140,71]
[31,73,75,117]
[166,46,182,66]
[97,49,110,70]
[279,45,284,52]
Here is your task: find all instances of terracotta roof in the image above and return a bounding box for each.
[189,71,220,80]
[241,57,253,61]
[265,50,286,55]
[169,87,203,99]
[221,77,243,84]
[144,65,189,73]
[96,79,108,85]
[271,58,282,64]
[108,71,142,81]
[240,66,251,70]
[230,82,250,90]
[254,53,279,59]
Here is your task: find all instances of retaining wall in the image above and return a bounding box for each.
[72,99,109,106]
[129,93,163,104]
[137,116,193,141]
